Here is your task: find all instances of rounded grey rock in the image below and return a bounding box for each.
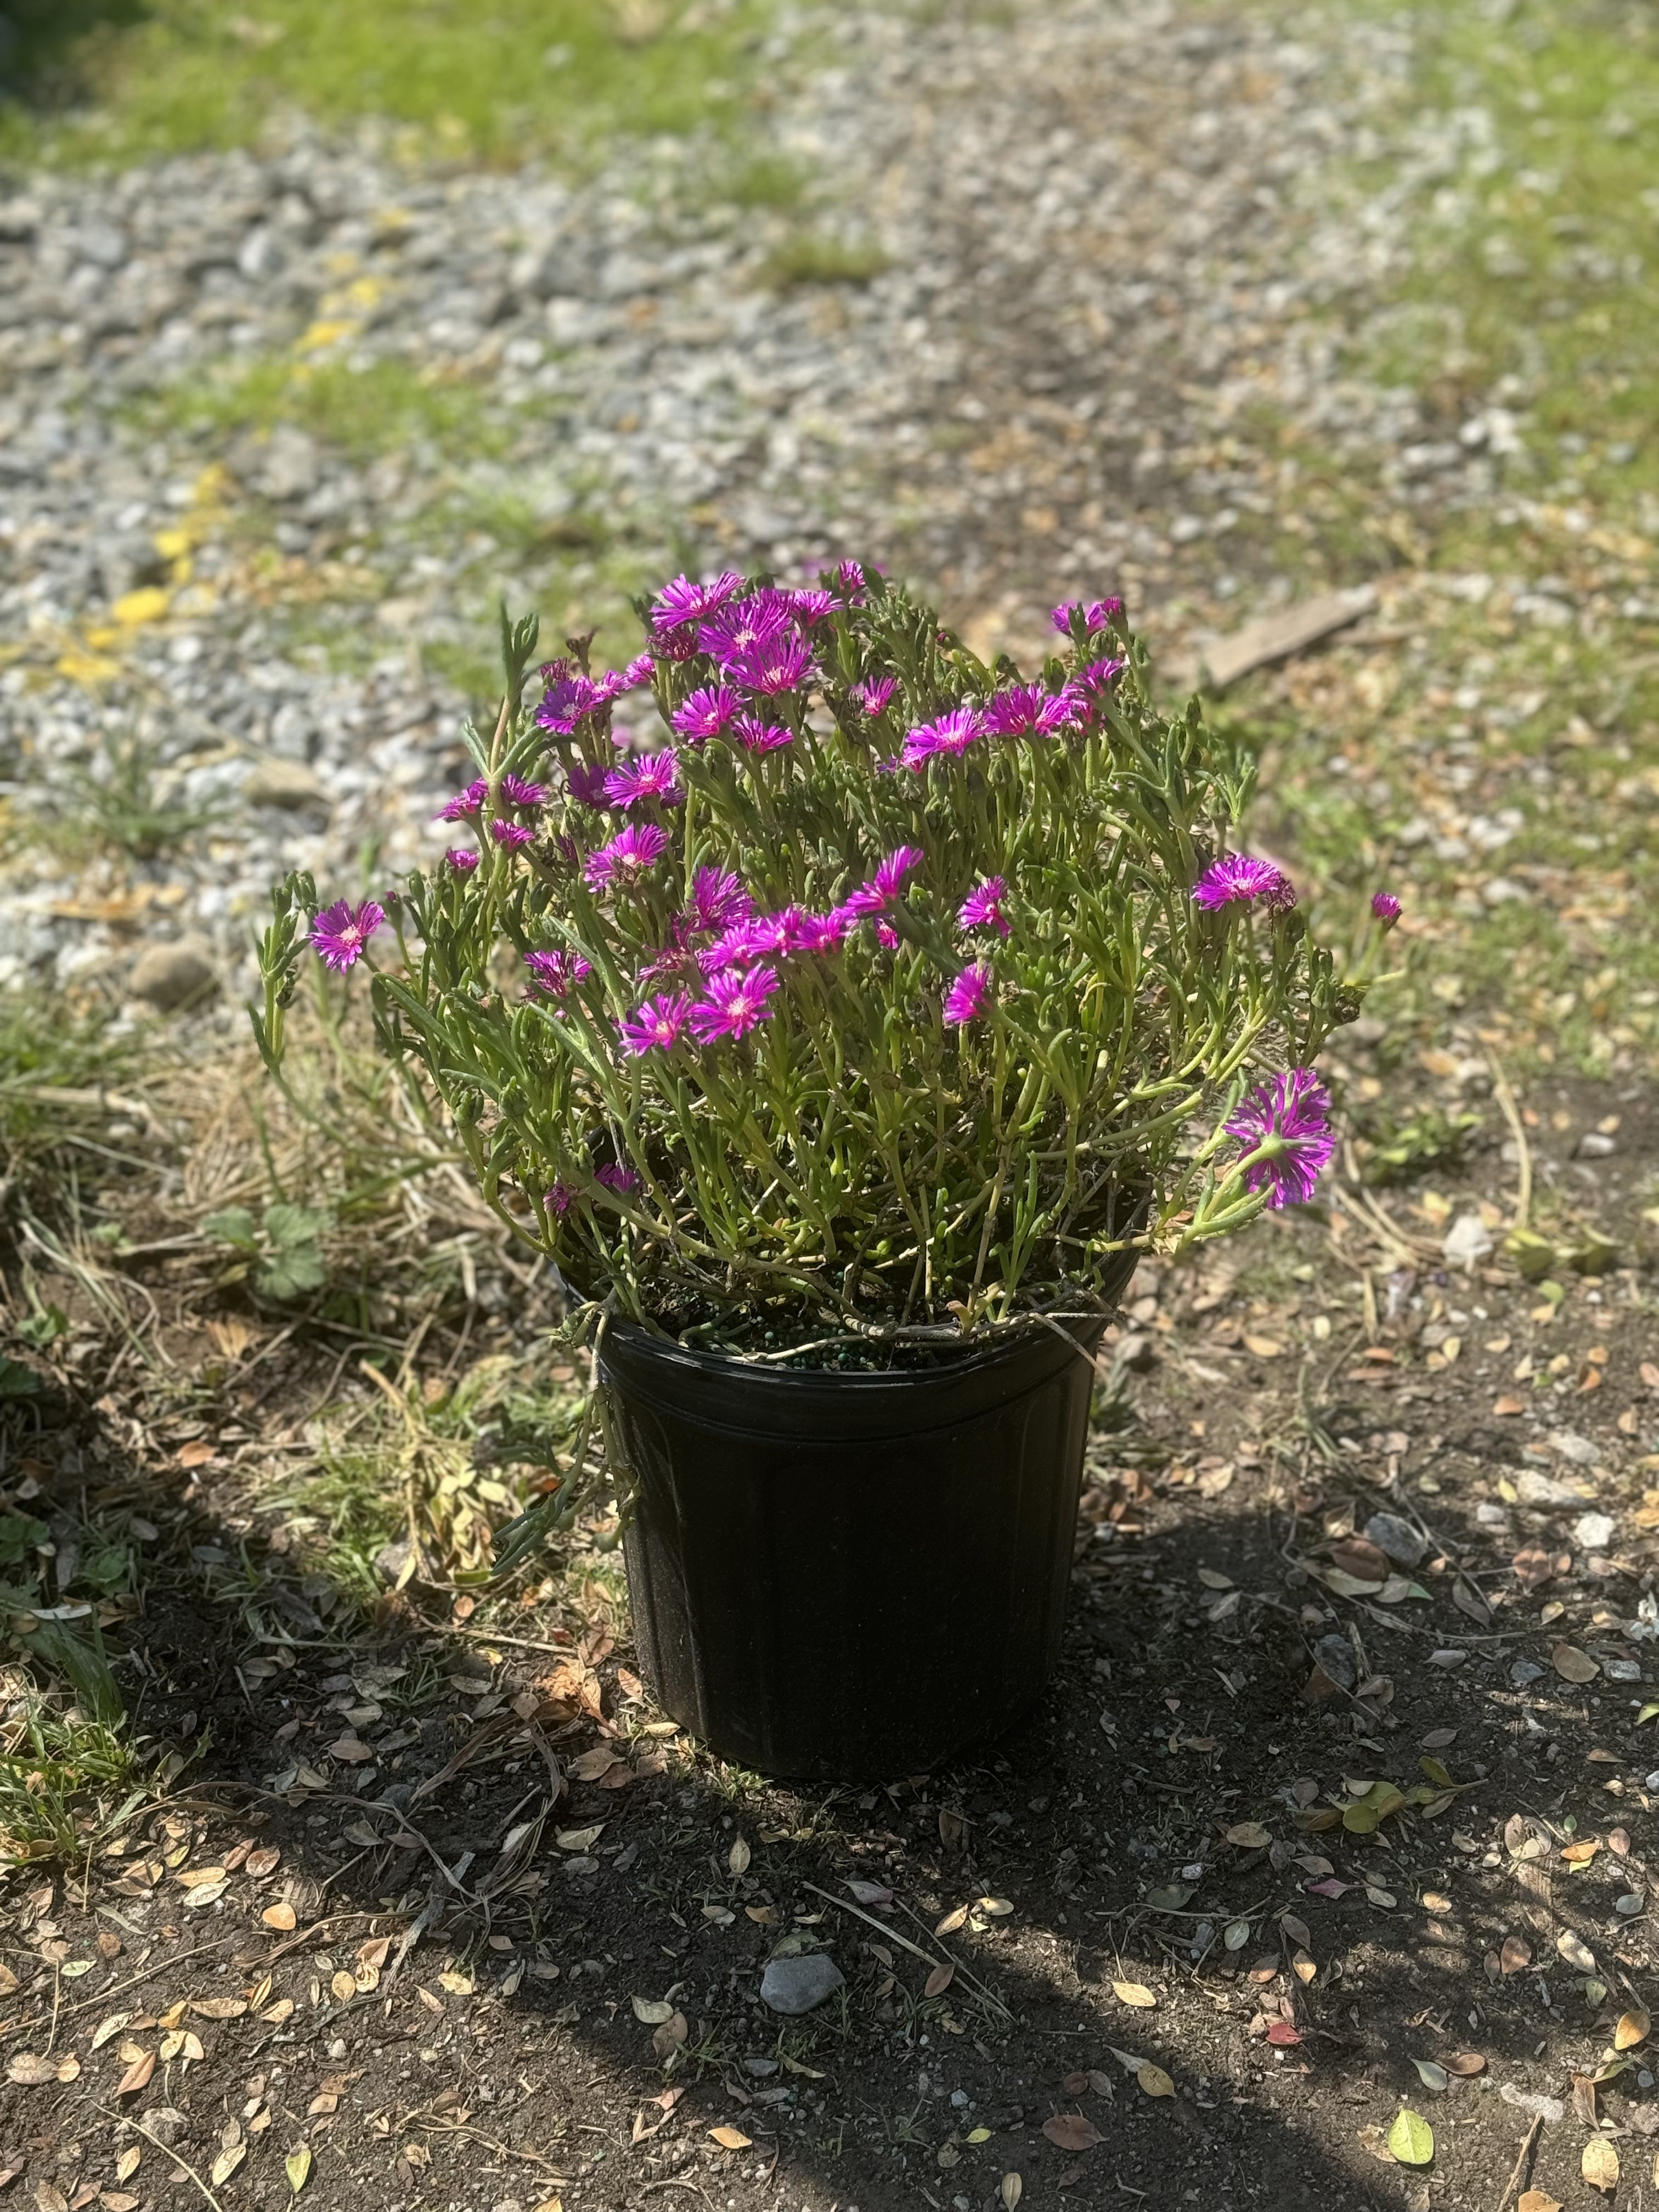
[243,758,328,810]
[760,1952,844,2015]
[131,936,216,1011]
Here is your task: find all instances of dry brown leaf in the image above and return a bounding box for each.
[190,1997,246,2020]
[1444,2052,1486,2076]
[934,1905,968,1936]
[1000,2176,1022,2211]
[1499,1934,1531,1976]
[1111,1981,1156,2008]
[210,2147,246,2188]
[1291,1949,1317,1984]
[261,1902,297,1932]
[1243,1335,1283,1359]
[176,1865,226,1889]
[652,2011,688,2061]
[1517,2192,1561,2212]
[114,2151,140,2183]
[1615,2007,1650,2050]
[246,1846,281,1877]
[5,2055,55,2087]
[1223,1821,1271,1849]
[1041,2114,1102,2152]
[923,1962,955,1999]
[90,2013,130,2051]
[1552,1644,1599,1684]
[115,2051,155,2096]
[1279,1912,1311,1950]
[728,1836,751,1875]
[1582,2137,1619,2196]
[1136,2062,1175,2098]
[708,2126,752,2151]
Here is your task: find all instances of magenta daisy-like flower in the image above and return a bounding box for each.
[445,847,480,872]
[535,673,605,733]
[701,921,764,973]
[731,713,793,754]
[850,675,898,717]
[685,866,754,936]
[311,898,385,973]
[524,949,592,999]
[499,772,548,808]
[545,1181,577,1217]
[836,559,867,599]
[672,684,738,743]
[603,749,682,809]
[491,819,535,849]
[874,844,924,900]
[789,589,839,625]
[1078,654,1127,695]
[1225,1069,1335,1210]
[876,922,900,950]
[584,822,669,892]
[726,629,815,696]
[747,906,814,956]
[797,910,849,953]
[980,682,1082,738]
[595,1164,642,1199]
[958,875,1011,938]
[901,707,981,770]
[1192,854,1297,912]
[943,962,993,1026]
[697,589,793,665]
[690,963,782,1042]
[619,991,695,1056]
[566,760,612,809]
[436,777,489,822]
[619,652,656,690]
[649,571,744,645]
[1372,890,1402,926]
[1050,595,1124,635]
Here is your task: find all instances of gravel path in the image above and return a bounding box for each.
[0,0,1491,1011]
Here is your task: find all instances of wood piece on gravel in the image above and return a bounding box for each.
[1168,585,1379,693]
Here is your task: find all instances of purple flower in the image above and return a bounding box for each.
[566,759,612,809]
[836,559,867,599]
[958,875,1010,938]
[525,949,592,999]
[797,910,849,953]
[702,921,764,973]
[499,772,548,808]
[595,1164,642,1199]
[901,707,981,769]
[1192,855,1297,912]
[726,629,815,696]
[686,866,754,935]
[747,906,814,956]
[603,749,682,809]
[1372,890,1402,926]
[731,713,793,754]
[620,652,657,690]
[584,822,669,892]
[690,963,782,1042]
[491,819,535,849]
[649,571,744,645]
[980,682,1082,738]
[436,777,489,822]
[943,962,993,1026]
[1078,654,1127,695]
[445,847,480,872]
[697,589,793,665]
[311,898,384,973]
[672,684,738,743]
[546,1181,577,1217]
[874,845,924,901]
[619,991,695,1056]
[1049,595,1124,635]
[876,922,900,950]
[535,673,606,733]
[850,675,898,716]
[789,589,839,624]
[1225,1069,1335,1210]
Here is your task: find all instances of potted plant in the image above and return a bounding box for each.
[255,568,1396,1779]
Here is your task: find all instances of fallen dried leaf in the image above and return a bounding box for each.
[1224,1821,1271,1849]
[1042,2114,1102,2152]
[1552,1644,1599,1684]
[114,2051,155,2096]
[709,2126,752,2151]
[1615,2007,1650,2050]
[1111,1982,1156,2008]
[1499,1935,1531,1976]
[924,1962,955,1999]
[1136,2062,1175,2098]
[1387,2110,1434,2166]
[262,1902,297,1932]
[728,1836,751,1876]
[1582,2137,1619,2196]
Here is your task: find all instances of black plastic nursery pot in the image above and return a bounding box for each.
[604,1268,1137,1781]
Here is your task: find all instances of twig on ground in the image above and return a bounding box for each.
[1492,2112,1542,2212]
[1486,1052,1532,1234]
[59,1934,239,2017]
[89,2103,226,2212]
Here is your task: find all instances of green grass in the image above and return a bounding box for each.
[142,354,510,470]
[0,0,780,169]
[761,230,891,288]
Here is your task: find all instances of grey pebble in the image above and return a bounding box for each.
[1311,1633,1356,1693]
[243,757,329,810]
[130,936,217,1011]
[760,1951,845,2015]
[1363,1511,1425,1568]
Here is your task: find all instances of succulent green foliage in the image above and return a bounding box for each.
[259,575,1355,1367]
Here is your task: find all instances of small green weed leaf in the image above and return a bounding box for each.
[1387,2110,1434,2166]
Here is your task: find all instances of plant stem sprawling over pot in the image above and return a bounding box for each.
[256,569,1385,1362]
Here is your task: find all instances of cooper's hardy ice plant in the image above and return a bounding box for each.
[257,571,1396,1376]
